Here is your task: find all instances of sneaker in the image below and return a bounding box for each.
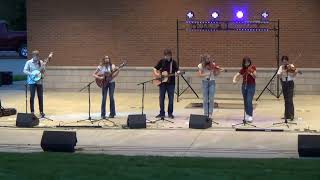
[108,115,115,118]
[247,116,253,123]
[101,116,106,119]
[40,112,45,118]
[244,114,249,121]
[168,114,175,119]
[155,114,164,118]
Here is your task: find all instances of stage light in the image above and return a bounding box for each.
[236,11,244,19]
[186,11,195,19]
[261,11,269,19]
[211,12,219,19]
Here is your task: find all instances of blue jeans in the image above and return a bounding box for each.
[159,83,175,116]
[202,80,216,116]
[242,84,255,116]
[101,82,115,117]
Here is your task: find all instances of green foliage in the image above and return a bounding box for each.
[0,0,26,31]
[13,75,27,81]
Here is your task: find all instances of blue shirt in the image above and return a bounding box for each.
[23,58,45,84]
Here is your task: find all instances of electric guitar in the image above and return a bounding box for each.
[96,61,127,88]
[28,52,53,84]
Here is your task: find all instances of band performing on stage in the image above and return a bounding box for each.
[21,48,300,125]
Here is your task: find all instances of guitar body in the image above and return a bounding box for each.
[95,73,114,88]
[152,71,184,86]
[95,61,127,88]
[153,71,169,86]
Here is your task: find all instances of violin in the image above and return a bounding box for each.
[283,64,297,73]
[246,65,256,74]
[207,62,226,72]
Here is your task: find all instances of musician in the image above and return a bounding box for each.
[93,56,119,119]
[23,50,51,118]
[197,54,223,118]
[277,56,298,120]
[153,49,180,119]
[233,57,256,122]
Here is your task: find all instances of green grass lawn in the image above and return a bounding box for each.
[12,75,26,81]
[0,153,319,180]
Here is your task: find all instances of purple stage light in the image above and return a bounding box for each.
[236,11,244,19]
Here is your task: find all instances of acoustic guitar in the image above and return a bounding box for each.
[152,71,185,86]
[95,61,127,88]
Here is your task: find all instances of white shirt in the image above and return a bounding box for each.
[97,64,116,83]
[277,65,296,81]
[198,63,215,80]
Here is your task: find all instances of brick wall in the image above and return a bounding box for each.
[27,0,320,68]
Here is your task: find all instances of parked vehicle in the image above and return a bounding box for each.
[0,20,27,58]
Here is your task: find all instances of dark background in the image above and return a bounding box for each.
[0,0,26,31]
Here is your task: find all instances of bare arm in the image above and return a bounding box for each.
[233,73,241,84]
[93,69,103,80]
[153,68,160,76]
[112,66,120,79]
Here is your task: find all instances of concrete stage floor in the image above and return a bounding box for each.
[0,88,319,158]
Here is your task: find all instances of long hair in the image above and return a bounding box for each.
[200,53,211,68]
[242,56,252,68]
[100,56,112,68]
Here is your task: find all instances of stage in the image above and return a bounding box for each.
[0,87,319,158]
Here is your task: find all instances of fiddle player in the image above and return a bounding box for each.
[197,53,224,119]
[277,56,298,120]
[233,56,256,122]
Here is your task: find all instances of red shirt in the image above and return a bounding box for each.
[239,65,256,85]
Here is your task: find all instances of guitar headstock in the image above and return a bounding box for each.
[119,60,127,68]
[48,52,54,58]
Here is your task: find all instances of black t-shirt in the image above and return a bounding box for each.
[154,58,179,85]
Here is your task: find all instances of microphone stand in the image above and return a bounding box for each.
[232,72,257,128]
[77,81,99,123]
[272,70,297,128]
[77,80,116,126]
